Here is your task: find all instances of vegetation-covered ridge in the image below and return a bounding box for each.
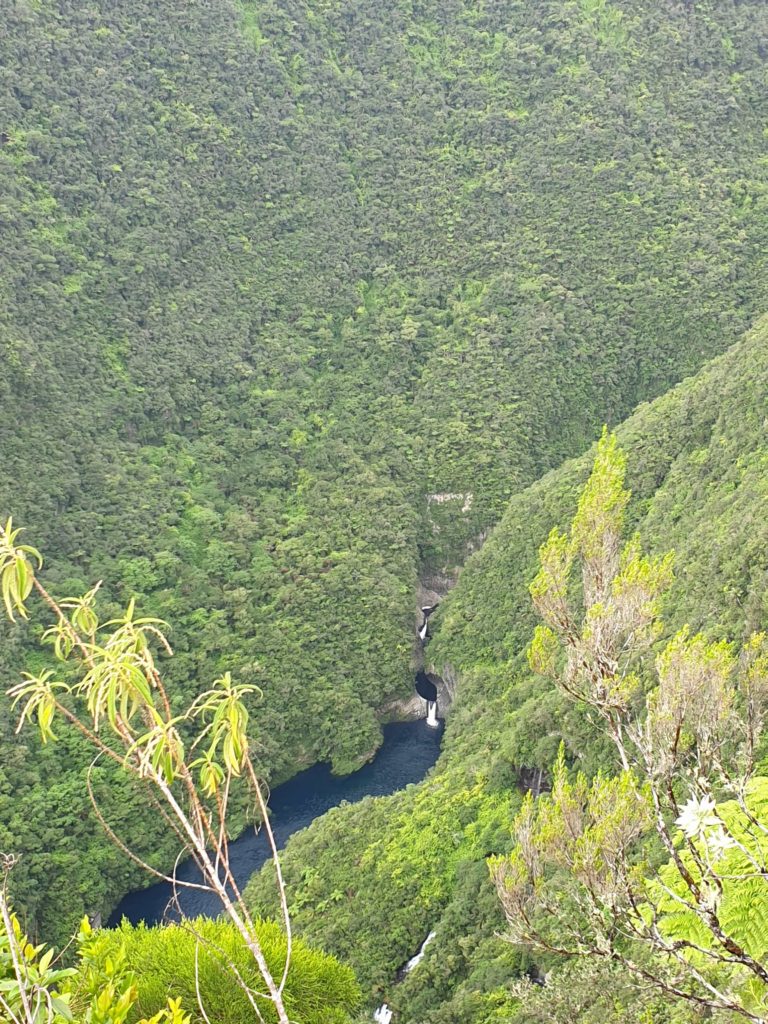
[2,0,768,943]
[245,316,768,1022]
[493,427,768,1024]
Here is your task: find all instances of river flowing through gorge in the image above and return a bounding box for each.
[111,717,443,925]
[112,593,448,999]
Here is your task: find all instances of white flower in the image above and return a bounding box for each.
[704,827,736,857]
[675,795,719,838]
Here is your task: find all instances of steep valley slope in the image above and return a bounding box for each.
[245,315,768,1022]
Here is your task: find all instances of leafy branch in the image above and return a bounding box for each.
[0,520,294,1024]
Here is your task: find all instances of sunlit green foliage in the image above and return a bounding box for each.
[0,900,75,1023]
[73,918,360,1024]
[0,895,359,1024]
[650,779,768,1019]
[0,519,42,622]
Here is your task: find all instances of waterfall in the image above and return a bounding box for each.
[373,930,437,1020]
[403,930,436,973]
[417,602,438,645]
[415,603,440,728]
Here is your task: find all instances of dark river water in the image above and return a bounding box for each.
[110,718,443,925]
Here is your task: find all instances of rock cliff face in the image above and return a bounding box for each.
[378,668,455,724]
[417,572,458,612]
[378,690,427,724]
[428,662,458,707]
[380,667,456,724]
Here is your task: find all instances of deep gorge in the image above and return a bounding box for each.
[2,1,768,1021]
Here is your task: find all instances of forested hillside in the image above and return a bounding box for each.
[1,0,768,943]
[246,316,768,1022]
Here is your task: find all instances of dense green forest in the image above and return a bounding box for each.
[246,316,768,1022]
[1,0,768,1008]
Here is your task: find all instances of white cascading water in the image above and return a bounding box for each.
[426,700,438,727]
[403,930,437,972]
[372,930,437,1019]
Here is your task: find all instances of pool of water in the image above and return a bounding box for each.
[110,718,443,925]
